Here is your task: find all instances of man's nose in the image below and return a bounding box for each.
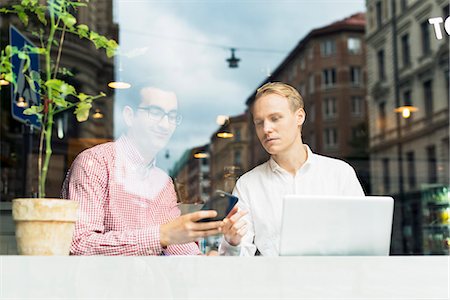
[263,121,273,134]
[158,114,171,128]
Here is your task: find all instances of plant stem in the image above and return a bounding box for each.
[40,113,53,197]
[37,118,45,196]
[53,24,66,79]
[39,1,58,198]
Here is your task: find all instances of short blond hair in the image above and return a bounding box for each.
[253,82,304,112]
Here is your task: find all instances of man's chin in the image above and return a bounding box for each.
[262,145,278,155]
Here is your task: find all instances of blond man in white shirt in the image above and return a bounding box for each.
[220,82,365,256]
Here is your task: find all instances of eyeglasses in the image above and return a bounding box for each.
[137,105,182,125]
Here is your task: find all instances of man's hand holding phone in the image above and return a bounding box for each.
[160,210,223,247]
[160,190,247,249]
[197,190,247,246]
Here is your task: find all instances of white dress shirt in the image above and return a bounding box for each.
[219,145,365,256]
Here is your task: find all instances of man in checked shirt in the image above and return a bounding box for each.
[62,85,247,255]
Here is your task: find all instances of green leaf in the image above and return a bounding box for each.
[52,95,69,108]
[24,105,44,115]
[45,79,64,90]
[45,79,76,96]
[17,11,29,26]
[60,82,76,95]
[69,2,87,7]
[21,0,37,6]
[24,45,45,54]
[23,57,31,73]
[58,67,74,76]
[61,12,76,28]
[75,102,92,122]
[17,52,31,73]
[77,93,89,101]
[5,46,12,56]
[89,31,99,41]
[17,51,27,60]
[35,47,45,54]
[77,24,89,32]
[76,25,89,39]
[107,39,118,49]
[24,74,38,93]
[35,7,47,25]
[4,73,15,83]
[106,39,118,57]
[106,47,115,58]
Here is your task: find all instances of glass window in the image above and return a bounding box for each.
[376,1,383,28]
[324,128,338,147]
[300,57,305,70]
[347,37,361,54]
[309,103,316,121]
[350,66,362,86]
[403,90,412,107]
[379,102,386,135]
[406,151,416,188]
[320,39,336,56]
[401,0,408,11]
[298,83,306,95]
[377,49,385,81]
[322,68,336,88]
[443,4,450,18]
[235,128,241,141]
[234,150,241,166]
[1,0,448,258]
[309,74,315,94]
[323,97,337,119]
[426,145,437,183]
[382,158,390,193]
[401,34,410,67]
[421,20,431,56]
[351,96,363,115]
[423,80,433,117]
[308,46,314,60]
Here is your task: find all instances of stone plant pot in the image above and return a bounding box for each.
[12,198,79,255]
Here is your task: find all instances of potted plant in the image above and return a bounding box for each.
[0,0,118,255]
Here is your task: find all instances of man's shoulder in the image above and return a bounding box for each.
[312,152,353,171]
[237,160,270,183]
[74,141,115,163]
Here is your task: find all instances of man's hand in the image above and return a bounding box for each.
[160,210,223,247]
[222,206,248,246]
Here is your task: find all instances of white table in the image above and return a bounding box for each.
[1,256,448,299]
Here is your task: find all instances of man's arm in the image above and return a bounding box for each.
[62,151,168,255]
[342,164,365,196]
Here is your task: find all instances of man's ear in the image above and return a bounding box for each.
[297,108,306,126]
[122,106,134,127]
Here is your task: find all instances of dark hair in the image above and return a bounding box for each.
[116,81,179,108]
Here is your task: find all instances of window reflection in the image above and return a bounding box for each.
[0,0,448,256]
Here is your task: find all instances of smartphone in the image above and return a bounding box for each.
[198,190,239,222]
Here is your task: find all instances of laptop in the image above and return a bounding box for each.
[279,195,394,256]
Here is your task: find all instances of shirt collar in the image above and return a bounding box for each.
[116,135,156,171]
[268,144,315,173]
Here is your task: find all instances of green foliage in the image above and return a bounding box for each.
[0,0,118,197]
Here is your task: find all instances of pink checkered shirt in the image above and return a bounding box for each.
[62,135,201,256]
